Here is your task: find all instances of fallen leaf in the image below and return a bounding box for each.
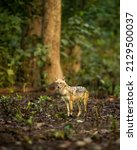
[75,140,86,147]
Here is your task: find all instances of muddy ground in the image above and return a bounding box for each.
[0,92,119,150]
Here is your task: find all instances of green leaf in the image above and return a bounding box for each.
[7,69,14,76]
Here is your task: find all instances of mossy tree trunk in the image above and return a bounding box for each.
[21,16,42,90]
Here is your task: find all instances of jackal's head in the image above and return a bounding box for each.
[54,78,67,90]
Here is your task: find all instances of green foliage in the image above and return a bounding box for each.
[0,95,17,120]
[0,2,48,87]
[0,9,22,86]
[78,47,119,96]
[0,94,51,125]
[52,123,75,139]
[61,0,120,96]
[38,95,51,102]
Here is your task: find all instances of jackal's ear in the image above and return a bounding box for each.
[53,78,57,82]
[62,76,65,80]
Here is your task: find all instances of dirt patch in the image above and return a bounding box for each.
[0,92,119,150]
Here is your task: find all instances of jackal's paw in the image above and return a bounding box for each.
[68,114,73,118]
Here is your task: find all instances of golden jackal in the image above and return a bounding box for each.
[54,78,89,117]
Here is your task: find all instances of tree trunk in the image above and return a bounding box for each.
[22,16,42,90]
[42,0,63,84]
[21,0,43,89]
[28,16,42,88]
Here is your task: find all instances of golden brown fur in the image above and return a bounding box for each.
[54,78,89,117]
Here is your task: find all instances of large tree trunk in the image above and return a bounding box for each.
[42,0,63,83]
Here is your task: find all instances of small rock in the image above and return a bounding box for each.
[75,140,86,147]
[83,137,92,144]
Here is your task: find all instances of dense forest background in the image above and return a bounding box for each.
[0,0,119,96]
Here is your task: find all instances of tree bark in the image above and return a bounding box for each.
[22,16,42,89]
[42,0,63,83]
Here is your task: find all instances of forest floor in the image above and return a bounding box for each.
[0,92,119,150]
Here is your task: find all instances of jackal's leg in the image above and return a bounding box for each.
[84,99,87,112]
[77,102,82,117]
[69,95,73,116]
[66,102,70,116]
[84,92,89,113]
